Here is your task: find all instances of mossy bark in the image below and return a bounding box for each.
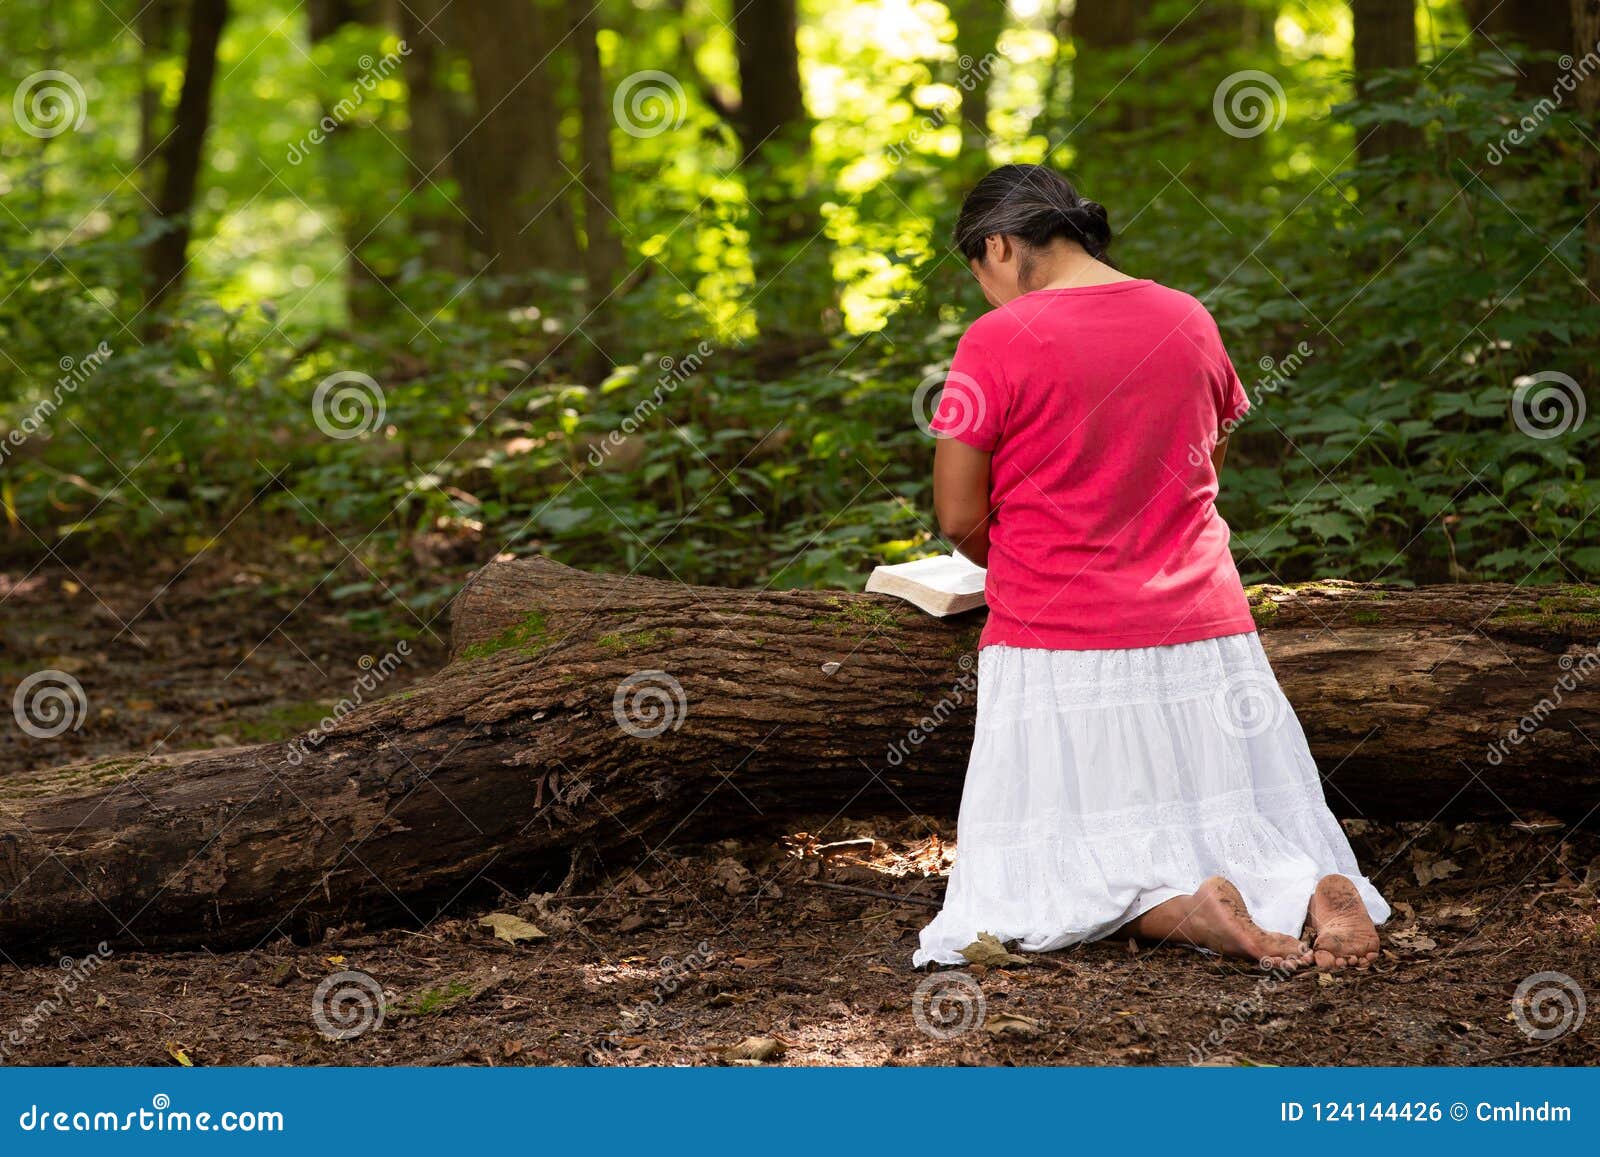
[1,559,1596,957]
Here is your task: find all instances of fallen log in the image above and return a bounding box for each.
[1,557,1596,956]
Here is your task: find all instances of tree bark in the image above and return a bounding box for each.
[730,0,833,334]
[1574,0,1600,288]
[949,0,1009,165]
[571,0,625,380]
[1351,0,1418,161]
[136,0,179,191]
[399,0,469,275]
[142,0,228,323]
[307,0,391,322]
[3,558,1598,957]
[1466,0,1573,93]
[449,0,580,280]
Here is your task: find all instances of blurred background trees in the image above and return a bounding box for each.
[0,0,1595,619]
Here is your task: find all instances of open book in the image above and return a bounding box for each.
[864,552,987,617]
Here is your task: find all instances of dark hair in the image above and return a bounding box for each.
[954,164,1113,265]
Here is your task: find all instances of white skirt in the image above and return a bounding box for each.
[914,633,1390,967]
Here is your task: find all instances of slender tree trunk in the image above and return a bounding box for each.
[572,0,625,379]
[1466,0,1573,93]
[142,0,228,325]
[136,0,178,190]
[1351,0,1419,161]
[731,0,833,335]
[1575,0,1600,288]
[949,0,1008,167]
[307,0,391,322]
[1070,0,1154,136]
[399,0,468,275]
[450,0,580,281]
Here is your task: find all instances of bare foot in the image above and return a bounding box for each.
[1122,876,1313,972]
[1305,874,1380,970]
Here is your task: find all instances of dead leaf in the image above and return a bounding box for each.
[718,1035,786,1063]
[1389,927,1437,951]
[960,932,1029,968]
[165,1041,194,1067]
[983,1012,1042,1038]
[731,954,777,970]
[478,912,547,944]
[1411,854,1461,887]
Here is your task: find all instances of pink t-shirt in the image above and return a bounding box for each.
[929,279,1256,651]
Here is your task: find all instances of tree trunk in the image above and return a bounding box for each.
[307,0,390,322]
[730,0,833,335]
[949,0,1009,166]
[3,558,1598,957]
[142,0,228,324]
[1351,0,1418,161]
[399,0,469,276]
[1466,0,1573,93]
[1070,0,1154,136]
[1574,0,1600,288]
[572,0,625,380]
[449,0,579,280]
[136,0,179,189]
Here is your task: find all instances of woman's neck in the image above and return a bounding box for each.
[1021,242,1134,293]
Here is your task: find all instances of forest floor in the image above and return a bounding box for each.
[0,555,1596,1067]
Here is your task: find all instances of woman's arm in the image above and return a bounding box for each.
[1211,429,1229,477]
[933,438,994,567]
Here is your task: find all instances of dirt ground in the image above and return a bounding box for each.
[1,555,1596,1067]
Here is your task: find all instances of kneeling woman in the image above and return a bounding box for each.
[916,164,1388,972]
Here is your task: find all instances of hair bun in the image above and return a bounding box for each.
[1057,200,1111,254]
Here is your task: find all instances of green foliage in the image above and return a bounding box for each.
[0,0,1595,615]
